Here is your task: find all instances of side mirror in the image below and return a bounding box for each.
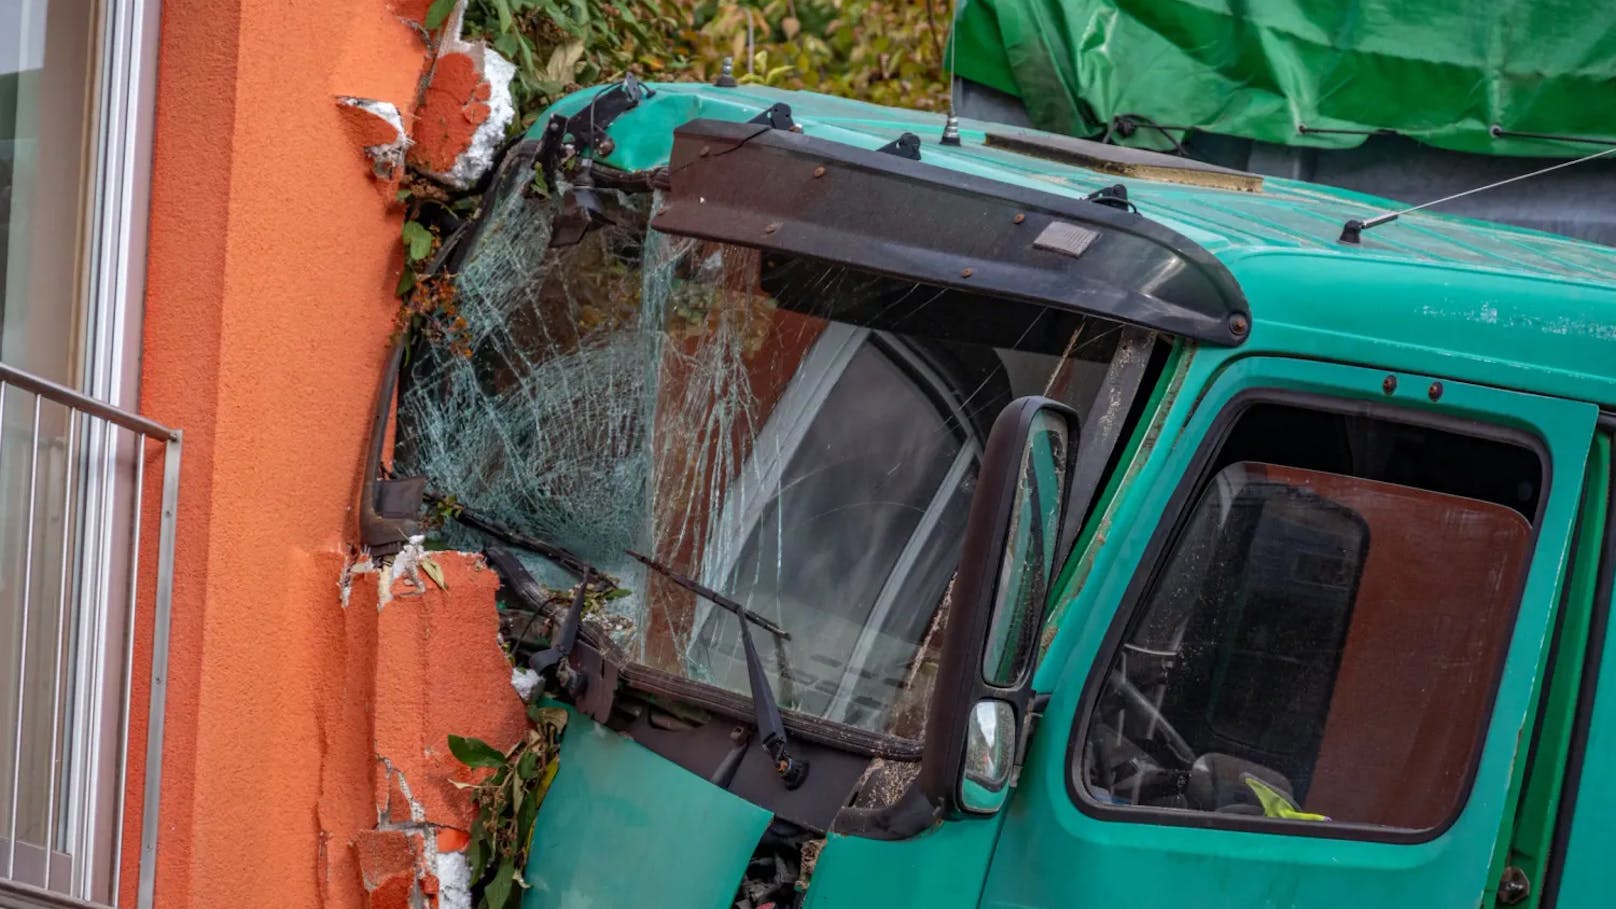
[922,396,1077,816]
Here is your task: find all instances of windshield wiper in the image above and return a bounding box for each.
[452,502,604,581]
[626,550,809,789]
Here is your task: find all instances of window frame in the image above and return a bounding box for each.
[0,0,162,903]
[1065,386,1551,845]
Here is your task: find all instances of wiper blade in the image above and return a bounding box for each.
[627,550,809,789]
[624,550,789,637]
[453,502,605,582]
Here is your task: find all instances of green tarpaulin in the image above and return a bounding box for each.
[951,0,1616,156]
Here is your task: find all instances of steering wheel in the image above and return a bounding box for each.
[1105,668,1196,767]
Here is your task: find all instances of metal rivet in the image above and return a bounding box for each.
[699,145,711,157]
[764,223,779,234]
[1228,313,1249,336]
[1382,375,1398,395]
[1428,381,1444,401]
[813,166,827,178]
[596,137,616,156]
[960,267,974,278]
[1012,213,1026,224]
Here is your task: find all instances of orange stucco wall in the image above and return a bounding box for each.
[127,2,523,906]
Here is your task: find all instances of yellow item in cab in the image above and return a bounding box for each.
[1242,775,1329,821]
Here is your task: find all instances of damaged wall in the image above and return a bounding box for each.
[320,551,527,909]
[128,1,525,907]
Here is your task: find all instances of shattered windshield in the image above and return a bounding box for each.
[398,188,1119,739]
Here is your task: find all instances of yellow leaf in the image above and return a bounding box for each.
[420,555,447,591]
[540,41,586,85]
[532,759,561,811]
[782,16,800,39]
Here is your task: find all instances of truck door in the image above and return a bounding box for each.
[982,356,1597,908]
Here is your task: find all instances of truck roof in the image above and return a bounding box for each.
[540,83,1616,404]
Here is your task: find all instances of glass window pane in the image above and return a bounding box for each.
[1083,460,1533,830]
[2,0,98,383]
[0,0,99,894]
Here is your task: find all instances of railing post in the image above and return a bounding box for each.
[134,432,179,909]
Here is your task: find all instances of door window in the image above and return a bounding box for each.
[1078,401,1541,832]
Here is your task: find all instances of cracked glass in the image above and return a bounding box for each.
[398,185,1122,739]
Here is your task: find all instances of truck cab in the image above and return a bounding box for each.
[378,80,1616,908]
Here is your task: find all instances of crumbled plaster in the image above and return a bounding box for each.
[432,848,473,909]
[379,535,429,608]
[510,667,541,701]
[432,48,515,189]
[379,758,428,825]
[341,549,378,609]
[336,96,411,183]
[408,0,517,189]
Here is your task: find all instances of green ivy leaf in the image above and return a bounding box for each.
[491,0,515,30]
[448,734,507,769]
[402,220,434,262]
[396,267,416,297]
[485,859,517,909]
[424,0,458,31]
[516,748,539,780]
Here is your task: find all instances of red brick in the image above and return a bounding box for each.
[354,829,421,892]
[436,827,470,853]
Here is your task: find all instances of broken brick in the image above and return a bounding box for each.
[355,829,422,893]
[436,827,470,853]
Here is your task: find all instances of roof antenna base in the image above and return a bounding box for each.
[715,56,738,88]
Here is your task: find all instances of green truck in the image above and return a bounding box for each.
[368,78,1616,908]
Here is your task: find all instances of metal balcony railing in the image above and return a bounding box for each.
[0,363,180,909]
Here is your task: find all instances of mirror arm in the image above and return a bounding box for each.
[1009,692,1051,789]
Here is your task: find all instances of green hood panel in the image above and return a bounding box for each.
[521,710,772,909]
[951,0,1616,156]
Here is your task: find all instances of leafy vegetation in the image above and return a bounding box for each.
[458,0,953,133]
[449,705,569,909]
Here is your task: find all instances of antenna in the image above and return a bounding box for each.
[1339,143,1616,243]
[939,0,962,145]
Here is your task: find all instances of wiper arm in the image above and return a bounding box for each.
[482,544,599,697]
[627,550,809,789]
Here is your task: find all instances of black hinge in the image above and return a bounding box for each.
[748,102,797,132]
[877,132,923,161]
[1087,184,1137,213]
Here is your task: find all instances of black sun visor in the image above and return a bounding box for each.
[650,119,1251,346]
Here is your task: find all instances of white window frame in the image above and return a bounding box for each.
[72,0,162,902]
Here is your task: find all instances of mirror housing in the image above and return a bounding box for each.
[920,395,1079,816]
[960,699,1016,812]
